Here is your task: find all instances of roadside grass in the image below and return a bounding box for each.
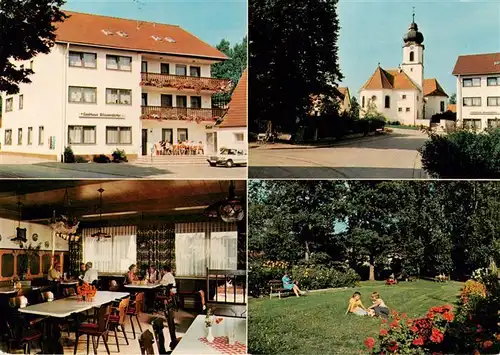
[248,280,463,355]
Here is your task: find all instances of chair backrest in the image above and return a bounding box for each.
[199,290,206,311]
[134,292,144,314]
[151,318,167,354]
[118,297,130,324]
[166,309,178,350]
[63,288,76,297]
[96,304,112,332]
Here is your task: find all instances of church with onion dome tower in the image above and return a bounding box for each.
[359,12,448,126]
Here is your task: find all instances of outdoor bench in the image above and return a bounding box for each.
[268,280,293,299]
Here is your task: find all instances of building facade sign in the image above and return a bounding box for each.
[79,112,125,119]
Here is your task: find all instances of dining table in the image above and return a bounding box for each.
[124,283,162,312]
[171,315,247,354]
[19,290,129,354]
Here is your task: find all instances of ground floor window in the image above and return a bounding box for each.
[234,133,244,142]
[440,101,445,112]
[38,126,44,145]
[17,128,22,145]
[4,129,12,145]
[68,125,96,144]
[463,119,482,130]
[106,126,132,144]
[27,127,33,145]
[177,128,188,142]
[162,128,173,143]
[487,119,500,129]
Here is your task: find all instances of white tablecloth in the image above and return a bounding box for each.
[124,283,161,289]
[19,291,129,318]
[172,315,247,354]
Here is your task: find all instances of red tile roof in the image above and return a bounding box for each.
[361,67,420,91]
[447,104,456,113]
[423,78,448,97]
[218,69,247,128]
[452,53,500,76]
[55,11,227,60]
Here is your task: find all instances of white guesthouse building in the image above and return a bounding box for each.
[0,11,234,161]
[359,15,448,126]
[453,53,500,130]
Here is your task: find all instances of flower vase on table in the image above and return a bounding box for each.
[205,309,214,343]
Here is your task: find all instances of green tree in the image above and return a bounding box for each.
[249,0,343,133]
[449,93,456,105]
[0,0,68,94]
[349,96,360,120]
[211,37,247,104]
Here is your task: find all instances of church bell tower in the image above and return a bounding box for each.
[401,10,424,90]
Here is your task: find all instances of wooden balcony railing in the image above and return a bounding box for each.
[140,72,232,93]
[140,106,226,122]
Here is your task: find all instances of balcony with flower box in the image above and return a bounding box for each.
[140,105,227,123]
[140,72,232,94]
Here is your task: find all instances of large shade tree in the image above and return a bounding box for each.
[0,0,68,94]
[249,0,343,133]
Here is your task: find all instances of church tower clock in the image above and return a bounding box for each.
[401,12,424,90]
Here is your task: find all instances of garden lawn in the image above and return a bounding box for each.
[249,280,462,355]
[386,124,421,130]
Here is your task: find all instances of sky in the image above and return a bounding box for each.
[337,0,500,97]
[64,0,247,47]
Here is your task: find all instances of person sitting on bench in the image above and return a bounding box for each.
[282,272,303,297]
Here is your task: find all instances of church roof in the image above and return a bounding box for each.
[361,67,420,91]
[423,78,448,97]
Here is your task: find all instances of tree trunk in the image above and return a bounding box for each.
[305,240,310,261]
[369,255,375,281]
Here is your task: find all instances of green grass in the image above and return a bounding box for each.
[249,280,463,355]
[386,124,422,130]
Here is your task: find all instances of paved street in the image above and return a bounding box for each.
[0,155,246,179]
[249,128,429,179]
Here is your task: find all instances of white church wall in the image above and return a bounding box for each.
[425,96,448,119]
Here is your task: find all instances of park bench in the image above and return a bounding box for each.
[268,280,293,299]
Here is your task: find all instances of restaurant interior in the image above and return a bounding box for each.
[0,180,247,354]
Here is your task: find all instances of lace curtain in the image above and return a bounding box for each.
[210,231,237,270]
[83,226,137,273]
[175,233,206,276]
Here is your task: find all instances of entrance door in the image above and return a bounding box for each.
[141,129,148,156]
[206,132,217,154]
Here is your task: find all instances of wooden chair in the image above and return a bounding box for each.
[127,292,144,339]
[108,297,130,351]
[5,296,43,354]
[151,318,167,354]
[73,304,112,355]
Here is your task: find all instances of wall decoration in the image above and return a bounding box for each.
[32,233,38,242]
[45,241,50,248]
[136,224,175,272]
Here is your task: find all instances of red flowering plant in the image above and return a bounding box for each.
[364,306,454,354]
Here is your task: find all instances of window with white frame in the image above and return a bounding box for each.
[27,127,33,145]
[487,119,500,129]
[69,87,97,103]
[106,126,132,144]
[106,88,132,105]
[175,64,187,76]
[406,107,410,112]
[210,231,237,270]
[463,97,481,107]
[69,51,97,68]
[68,125,96,144]
[5,98,13,112]
[84,234,136,273]
[487,77,499,86]
[38,126,44,145]
[190,96,201,108]
[234,133,244,142]
[19,95,23,110]
[463,119,482,130]
[487,97,500,106]
[463,78,481,87]
[175,233,206,276]
[4,130,12,145]
[106,55,132,71]
[17,128,22,145]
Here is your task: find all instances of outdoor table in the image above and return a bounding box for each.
[19,290,129,354]
[171,315,247,354]
[124,283,161,312]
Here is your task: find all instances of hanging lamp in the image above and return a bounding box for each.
[91,188,111,241]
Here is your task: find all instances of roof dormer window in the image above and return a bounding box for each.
[152,35,163,41]
[116,31,128,38]
[165,37,176,43]
[101,29,114,36]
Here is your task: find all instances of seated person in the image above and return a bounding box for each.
[109,280,120,292]
[78,263,87,279]
[48,262,62,281]
[367,291,390,319]
[282,272,303,297]
[126,264,139,284]
[145,265,158,283]
[83,262,99,284]
[346,292,368,316]
[160,266,176,291]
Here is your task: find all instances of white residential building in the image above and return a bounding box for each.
[453,53,500,130]
[359,15,448,125]
[0,11,231,161]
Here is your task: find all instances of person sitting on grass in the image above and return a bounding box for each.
[367,291,390,319]
[346,292,368,316]
[282,272,303,297]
